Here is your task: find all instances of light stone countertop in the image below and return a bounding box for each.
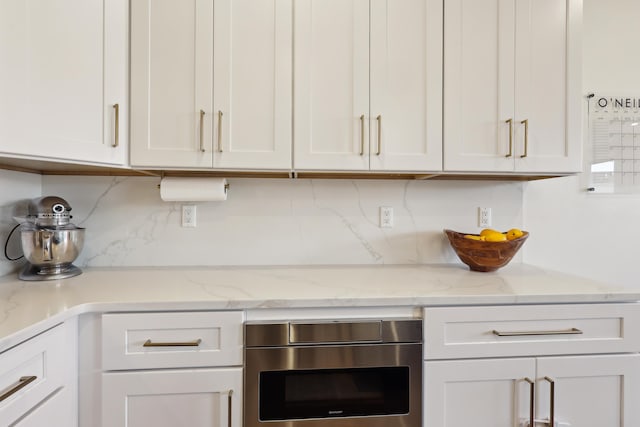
[1,263,639,352]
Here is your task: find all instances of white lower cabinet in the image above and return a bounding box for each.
[102,368,241,427]
[10,387,75,427]
[99,311,243,427]
[426,354,640,427]
[0,321,77,427]
[424,303,640,427]
[536,354,640,426]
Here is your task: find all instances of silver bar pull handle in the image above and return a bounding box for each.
[0,376,37,402]
[493,328,583,337]
[217,110,224,152]
[359,114,365,156]
[143,338,202,347]
[228,389,233,427]
[545,376,555,427]
[113,104,120,147]
[520,119,529,158]
[199,110,206,152]
[525,377,534,427]
[376,115,382,155]
[505,118,513,157]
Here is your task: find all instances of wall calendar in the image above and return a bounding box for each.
[588,94,640,193]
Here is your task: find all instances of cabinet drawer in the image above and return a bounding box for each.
[424,303,640,360]
[0,324,67,425]
[102,311,243,370]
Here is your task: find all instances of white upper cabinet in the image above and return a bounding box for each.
[293,0,370,171]
[213,0,292,170]
[443,0,582,173]
[0,0,128,166]
[369,0,443,172]
[130,0,292,170]
[130,0,213,168]
[294,0,442,172]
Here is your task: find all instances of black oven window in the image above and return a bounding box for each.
[259,366,410,421]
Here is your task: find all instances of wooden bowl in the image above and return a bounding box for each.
[443,229,529,272]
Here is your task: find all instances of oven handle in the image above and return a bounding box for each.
[290,321,382,344]
[245,319,422,347]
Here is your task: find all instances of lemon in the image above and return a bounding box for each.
[484,232,507,242]
[505,228,524,240]
[479,228,500,237]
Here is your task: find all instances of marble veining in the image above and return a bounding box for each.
[38,177,526,268]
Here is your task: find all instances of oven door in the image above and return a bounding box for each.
[244,343,422,427]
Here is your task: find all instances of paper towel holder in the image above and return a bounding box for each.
[157,177,229,202]
[155,179,230,192]
[156,183,230,191]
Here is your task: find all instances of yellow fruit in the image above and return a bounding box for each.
[484,232,507,242]
[479,228,500,237]
[464,234,483,241]
[505,228,524,240]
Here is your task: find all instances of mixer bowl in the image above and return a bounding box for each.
[20,226,85,274]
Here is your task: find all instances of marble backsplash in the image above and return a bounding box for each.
[28,176,526,268]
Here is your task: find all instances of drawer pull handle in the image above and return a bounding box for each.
[492,327,583,337]
[0,376,37,402]
[143,338,202,347]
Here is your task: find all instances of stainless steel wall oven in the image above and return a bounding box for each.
[244,319,422,427]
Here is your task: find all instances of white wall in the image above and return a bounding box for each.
[40,176,524,268]
[0,169,41,276]
[524,0,640,287]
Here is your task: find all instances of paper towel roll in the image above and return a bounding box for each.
[160,177,228,202]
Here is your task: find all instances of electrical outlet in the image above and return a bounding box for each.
[380,206,394,228]
[182,205,197,227]
[478,207,492,228]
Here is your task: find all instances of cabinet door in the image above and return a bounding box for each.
[130,0,214,168]
[513,0,582,173]
[443,0,516,172]
[12,388,75,427]
[425,358,535,427]
[0,323,75,427]
[213,0,292,170]
[102,368,242,427]
[369,0,442,172]
[0,0,127,165]
[536,354,640,427]
[293,0,370,171]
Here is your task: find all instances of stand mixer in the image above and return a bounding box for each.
[18,196,85,281]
